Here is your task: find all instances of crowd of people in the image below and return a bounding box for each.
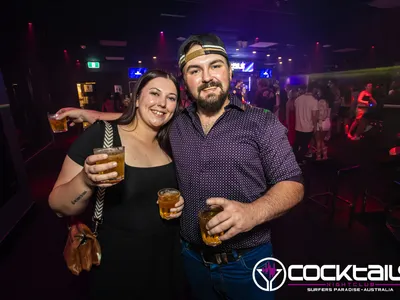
[239,77,395,163]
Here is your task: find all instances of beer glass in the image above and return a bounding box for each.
[93,146,125,184]
[199,206,224,246]
[48,113,68,133]
[83,121,90,130]
[158,188,180,219]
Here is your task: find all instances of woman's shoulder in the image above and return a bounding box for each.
[67,121,108,166]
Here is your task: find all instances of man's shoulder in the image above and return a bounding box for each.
[243,105,279,125]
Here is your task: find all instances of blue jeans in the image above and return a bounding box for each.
[181,241,274,300]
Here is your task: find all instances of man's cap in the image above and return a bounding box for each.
[178,34,229,70]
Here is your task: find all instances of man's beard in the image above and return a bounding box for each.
[188,81,229,114]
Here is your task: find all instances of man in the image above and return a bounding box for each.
[292,84,318,162]
[57,34,304,300]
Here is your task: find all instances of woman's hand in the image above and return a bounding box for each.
[82,154,120,188]
[158,196,184,220]
[55,107,99,126]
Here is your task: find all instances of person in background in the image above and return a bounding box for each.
[122,94,131,108]
[292,84,319,163]
[348,82,377,141]
[254,78,276,112]
[112,92,124,112]
[285,86,298,145]
[279,84,290,125]
[315,88,331,160]
[232,79,246,103]
[101,93,115,112]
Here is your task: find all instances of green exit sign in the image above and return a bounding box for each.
[87,62,100,69]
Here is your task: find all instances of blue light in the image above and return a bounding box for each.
[244,62,254,73]
[128,68,148,79]
[259,69,272,78]
[231,62,254,73]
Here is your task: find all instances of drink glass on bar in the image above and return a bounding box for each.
[83,121,90,130]
[158,188,180,219]
[93,146,125,184]
[48,113,68,133]
[199,206,224,246]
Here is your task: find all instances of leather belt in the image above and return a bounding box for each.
[186,242,254,265]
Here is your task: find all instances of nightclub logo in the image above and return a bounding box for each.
[252,258,287,292]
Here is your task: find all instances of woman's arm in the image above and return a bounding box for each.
[49,154,119,216]
[49,156,95,216]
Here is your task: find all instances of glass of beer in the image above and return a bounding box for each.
[83,121,90,130]
[158,188,180,219]
[199,206,224,246]
[93,146,125,184]
[48,113,68,133]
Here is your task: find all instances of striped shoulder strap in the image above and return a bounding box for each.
[92,121,113,235]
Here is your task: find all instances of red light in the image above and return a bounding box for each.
[160,31,164,34]
[28,22,32,26]
[64,49,67,53]
[316,42,319,45]
[76,60,80,62]
[372,46,375,49]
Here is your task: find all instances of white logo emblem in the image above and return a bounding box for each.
[252,258,287,292]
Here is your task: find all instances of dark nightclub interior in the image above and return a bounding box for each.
[1,0,400,299]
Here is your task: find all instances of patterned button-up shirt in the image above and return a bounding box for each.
[169,96,302,250]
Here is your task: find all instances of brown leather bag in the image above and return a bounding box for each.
[64,221,101,275]
[63,121,113,275]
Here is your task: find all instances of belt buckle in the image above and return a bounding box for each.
[201,251,229,265]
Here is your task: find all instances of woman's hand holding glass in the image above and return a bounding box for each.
[82,154,119,188]
[157,196,184,220]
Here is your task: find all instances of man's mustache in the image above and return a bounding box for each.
[198,81,222,93]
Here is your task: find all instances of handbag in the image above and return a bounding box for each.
[64,121,114,275]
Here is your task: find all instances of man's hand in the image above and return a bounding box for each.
[55,107,98,126]
[205,198,258,241]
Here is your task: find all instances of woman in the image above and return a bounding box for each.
[49,70,185,299]
[315,89,331,160]
[347,83,377,141]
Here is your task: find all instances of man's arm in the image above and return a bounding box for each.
[55,107,122,125]
[249,112,304,224]
[206,113,304,240]
[248,181,303,225]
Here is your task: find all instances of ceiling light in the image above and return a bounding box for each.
[266,54,270,57]
[138,60,142,64]
[252,51,257,54]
